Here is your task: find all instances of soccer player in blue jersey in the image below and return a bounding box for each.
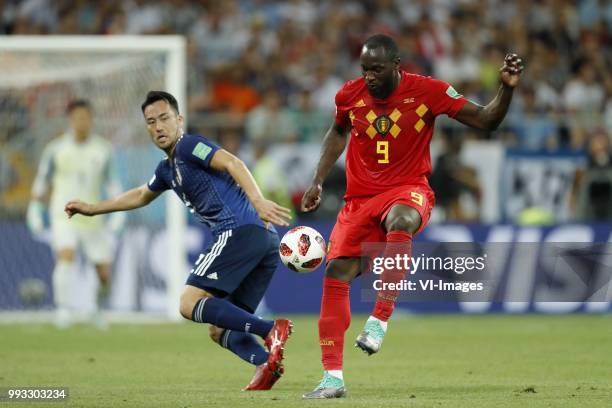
[64,91,293,390]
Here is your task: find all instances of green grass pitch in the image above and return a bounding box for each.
[2,314,611,407]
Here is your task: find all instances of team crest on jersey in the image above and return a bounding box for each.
[374,115,391,135]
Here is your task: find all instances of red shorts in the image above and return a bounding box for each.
[327,183,435,261]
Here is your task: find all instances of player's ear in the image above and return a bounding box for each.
[393,57,400,70]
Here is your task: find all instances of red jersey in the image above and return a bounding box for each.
[334,70,468,199]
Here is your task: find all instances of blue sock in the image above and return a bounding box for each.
[192,297,274,338]
[220,330,268,366]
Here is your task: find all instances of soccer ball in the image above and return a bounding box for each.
[279,226,327,272]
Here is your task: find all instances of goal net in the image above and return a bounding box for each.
[0,36,187,320]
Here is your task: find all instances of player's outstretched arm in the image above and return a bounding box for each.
[454,53,524,131]
[301,122,348,213]
[64,184,161,218]
[209,149,292,226]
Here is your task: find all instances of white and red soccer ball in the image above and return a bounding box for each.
[279,226,327,272]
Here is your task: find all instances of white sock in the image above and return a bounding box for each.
[327,370,343,381]
[367,315,388,332]
[53,260,74,310]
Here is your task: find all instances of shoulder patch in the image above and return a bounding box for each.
[445,86,462,99]
[192,142,212,161]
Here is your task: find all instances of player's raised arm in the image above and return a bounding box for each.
[301,122,349,213]
[64,184,161,218]
[454,53,524,131]
[209,149,292,226]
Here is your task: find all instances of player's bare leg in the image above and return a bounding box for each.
[53,248,76,329]
[356,204,420,355]
[303,258,361,399]
[92,263,112,329]
[180,285,292,391]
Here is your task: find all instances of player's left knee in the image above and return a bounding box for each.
[386,213,420,234]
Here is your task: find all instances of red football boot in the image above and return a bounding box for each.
[264,319,294,372]
[243,363,284,391]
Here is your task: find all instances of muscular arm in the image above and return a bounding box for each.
[209,149,291,226]
[65,184,161,217]
[312,122,349,185]
[210,149,267,206]
[454,84,514,131]
[301,122,349,212]
[454,53,523,131]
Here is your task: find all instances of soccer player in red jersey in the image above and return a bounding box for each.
[301,34,523,399]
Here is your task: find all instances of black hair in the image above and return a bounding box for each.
[141,91,180,114]
[66,99,91,114]
[363,34,399,61]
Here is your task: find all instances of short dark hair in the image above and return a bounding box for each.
[141,91,180,114]
[363,34,399,61]
[66,99,91,114]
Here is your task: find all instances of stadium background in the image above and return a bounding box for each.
[0,0,611,316]
[1,2,612,407]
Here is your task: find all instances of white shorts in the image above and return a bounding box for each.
[51,221,115,265]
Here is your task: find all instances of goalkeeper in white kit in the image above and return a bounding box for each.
[27,99,124,328]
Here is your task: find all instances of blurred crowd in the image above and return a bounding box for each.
[1,0,611,221]
[2,0,611,147]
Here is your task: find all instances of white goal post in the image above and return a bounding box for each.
[0,36,187,320]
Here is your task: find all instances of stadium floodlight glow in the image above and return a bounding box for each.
[0,36,187,320]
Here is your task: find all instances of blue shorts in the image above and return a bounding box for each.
[186,224,279,313]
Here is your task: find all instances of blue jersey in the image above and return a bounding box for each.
[147,133,266,236]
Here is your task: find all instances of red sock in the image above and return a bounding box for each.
[318,276,351,371]
[372,230,412,322]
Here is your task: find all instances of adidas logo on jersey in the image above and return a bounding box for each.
[207,272,218,280]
